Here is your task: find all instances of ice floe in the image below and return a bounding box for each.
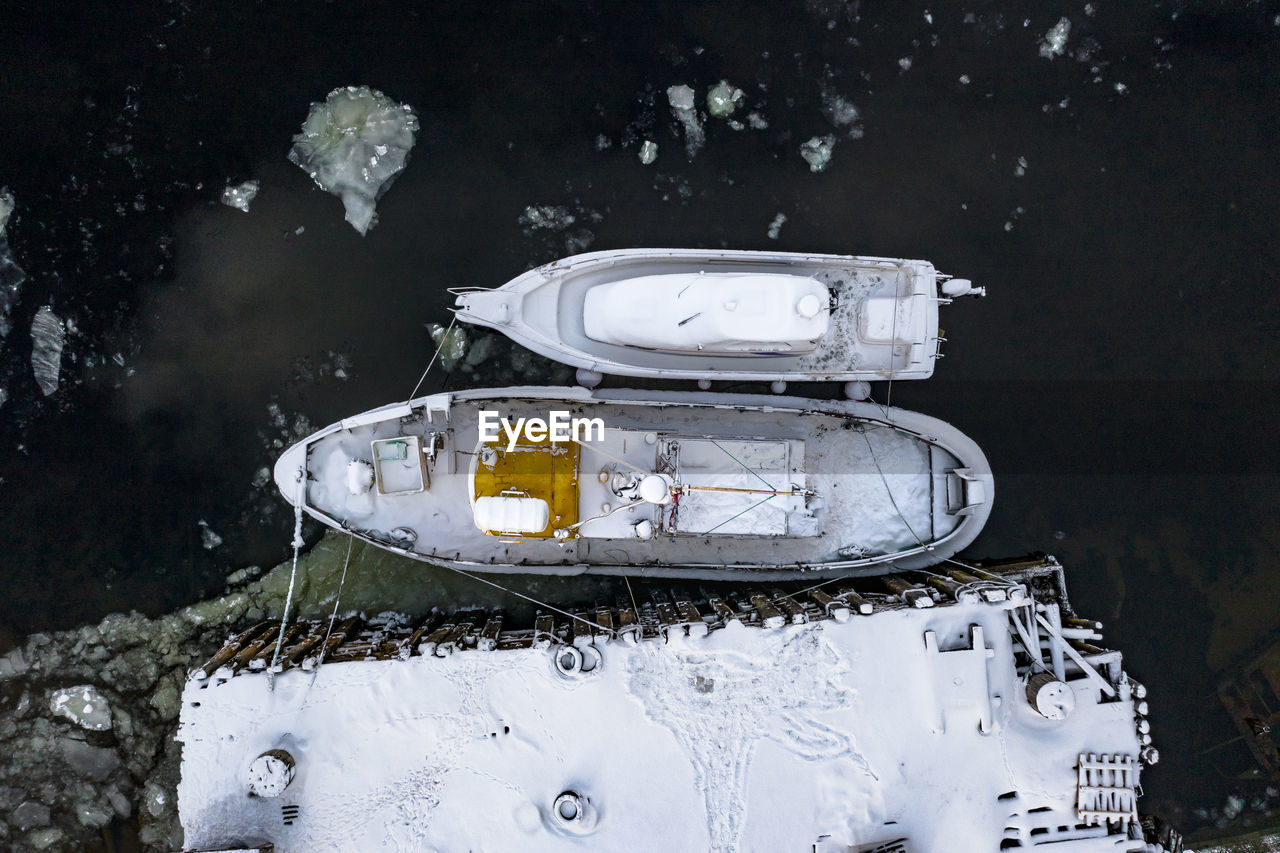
[0,187,25,346]
[50,685,113,731]
[219,179,259,212]
[288,86,420,235]
[639,139,658,164]
[1040,17,1071,59]
[666,84,705,157]
[428,322,467,370]
[706,80,744,117]
[766,212,787,240]
[30,306,66,396]
[800,135,836,172]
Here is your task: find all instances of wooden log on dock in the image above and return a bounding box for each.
[192,621,276,680]
[533,614,556,649]
[925,574,980,604]
[749,593,786,629]
[594,606,614,637]
[674,596,709,637]
[808,589,851,622]
[768,589,808,624]
[248,624,304,671]
[308,616,360,668]
[278,631,325,671]
[708,596,739,625]
[835,587,875,615]
[882,578,935,609]
[478,617,504,651]
[615,601,640,643]
[945,568,1007,602]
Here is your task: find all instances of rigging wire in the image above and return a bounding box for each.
[314,534,356,669]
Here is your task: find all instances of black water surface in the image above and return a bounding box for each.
[2,0,1279,827]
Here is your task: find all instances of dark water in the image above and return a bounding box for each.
[2,0,1279,829]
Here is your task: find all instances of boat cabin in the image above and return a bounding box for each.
[582,272,830,354]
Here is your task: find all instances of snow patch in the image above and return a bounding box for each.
[288,86,419,235]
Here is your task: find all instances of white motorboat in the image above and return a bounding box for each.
[273,386,993,580]
[450,248,985,385]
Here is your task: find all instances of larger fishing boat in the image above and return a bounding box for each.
[450,248,985,385]
[273,386,992,580]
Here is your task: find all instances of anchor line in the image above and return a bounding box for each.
[315,534,356,669]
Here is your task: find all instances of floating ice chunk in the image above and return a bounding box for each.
[288,86,419,235]
[0,187,12,234]
[898,56,913,71]
[747,112,768,130]
[198,520,223,550]
[1114,82,1128,94]
[639,140,658,165]
[519,205,575,232]
[50,685,113,731]
[706,80,744,117]
[220,179,259,212]
[1039,18,1071,58]
[428,323,468,370]
[666,84,705,156]
[767,213,787,240]
[800,135,836,173]
[31,306,66,396]
[1015,156,1028,177]
[0,188,25,344]
[959,74,971,85]
[822,93,863,139]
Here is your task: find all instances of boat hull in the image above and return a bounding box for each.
[452,248,946,383]
[275,387,993,581]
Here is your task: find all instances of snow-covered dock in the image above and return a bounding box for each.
[177,557,1166,852]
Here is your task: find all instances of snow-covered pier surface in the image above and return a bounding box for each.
[178,558,1167,852]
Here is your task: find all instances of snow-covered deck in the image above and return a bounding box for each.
[278,388,992,578]
[177,563,1151,852]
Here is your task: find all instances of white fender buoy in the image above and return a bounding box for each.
[575,368,603,389]
[697,378,712,391]
[553,645,583,676]
[843,380,871,401]
[770,380,787,395]
[941,278,973,297]
[579,644,603,673]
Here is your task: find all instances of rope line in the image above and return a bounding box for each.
[269,475,307,686]
[439,563,615,634]
[407,313,458,402]
[709,438,776,490]
[315,534,356,669]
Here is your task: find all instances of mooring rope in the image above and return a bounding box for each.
[439,563,614,634]
[268,474,307,687]
[314,534,356,669]
[407,312,458,402]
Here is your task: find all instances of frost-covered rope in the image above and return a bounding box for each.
[406,313,458,402]
[314,534,356,669]
[269,474,307,686]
